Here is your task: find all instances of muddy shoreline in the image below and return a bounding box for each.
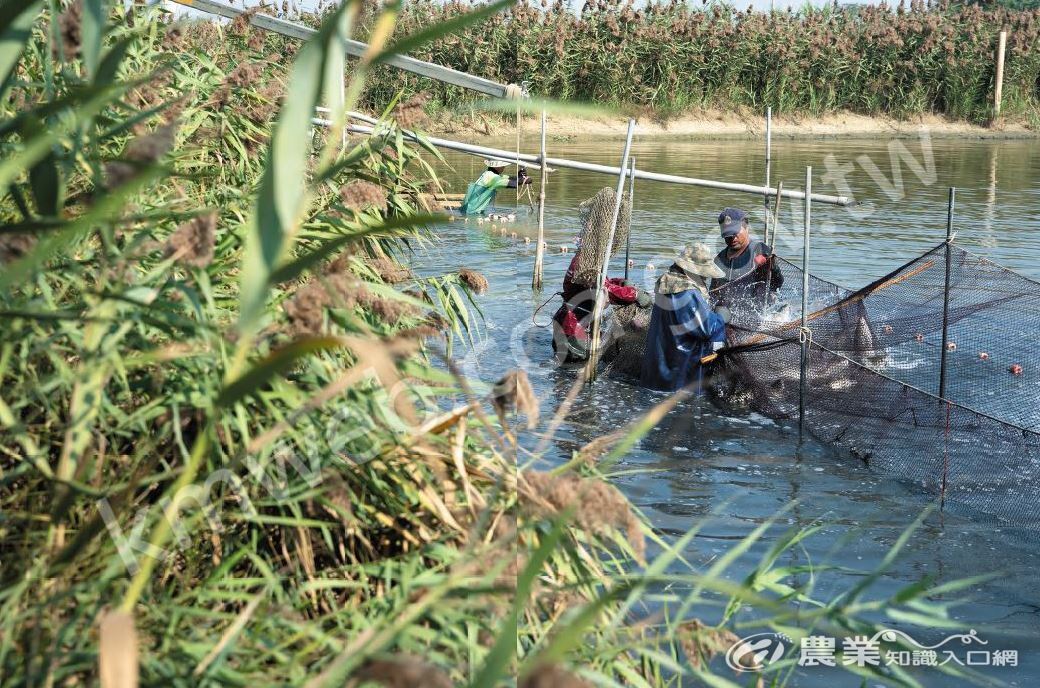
[422,109,1039,141]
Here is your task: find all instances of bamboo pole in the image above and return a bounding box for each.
[939,187,956,400]
[584,120,636,383]
[624,156,636,281]
[532,110,548,290]
[334,117,854,206]
[799,166,812,440]
[994,30,1007,119]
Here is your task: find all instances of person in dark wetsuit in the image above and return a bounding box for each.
[709,207,783,306]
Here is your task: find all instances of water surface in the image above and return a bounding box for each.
[419,135,1040,686]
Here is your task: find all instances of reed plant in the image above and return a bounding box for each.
[0,1,996,686]
[352,0,1040,125]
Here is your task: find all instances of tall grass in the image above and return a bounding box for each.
[0,1,995,686]
[352,0,1040,124]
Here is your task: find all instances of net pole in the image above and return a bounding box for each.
[584,119,636,383]
[624,156,636,281]
[938,187,956,400]
[764,107,772,245]
[799,166,812,440]
[532,109,547,290]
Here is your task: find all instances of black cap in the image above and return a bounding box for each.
[719,208,748,238]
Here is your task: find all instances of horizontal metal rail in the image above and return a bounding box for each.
[169,0,517,99]
[330,116,854,207]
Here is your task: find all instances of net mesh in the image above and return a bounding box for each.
[573,187,631,287]
[714,242,1040,529]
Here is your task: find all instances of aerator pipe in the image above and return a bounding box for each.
[799,167,812,440]
[338,120,854,207]
[939,187,956,400]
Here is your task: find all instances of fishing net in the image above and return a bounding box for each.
[713,242,1040,529]
[599,302,652,378]
[573,187,631,287]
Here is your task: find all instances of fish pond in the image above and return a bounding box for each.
[417,134,1040,687]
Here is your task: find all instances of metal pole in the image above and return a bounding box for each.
[938,187,956,399]
[764,107,772,245]
[624,156,635,281]
[584,119,636,383]
[532,110,548,290]
[336,119,854,206]
[799,166,812,440]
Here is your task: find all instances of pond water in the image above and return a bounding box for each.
[417,134,1040,687]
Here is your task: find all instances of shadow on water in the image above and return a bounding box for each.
[418,135,1040,686]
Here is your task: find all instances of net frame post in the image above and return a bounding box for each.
[799,166,812,440]
[764,107,772,245]
[624,156,636,281]
[532,109,548,290]
[584,119,636,383]
[939,187,956,400]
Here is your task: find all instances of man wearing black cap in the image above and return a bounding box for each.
[710,207,783,300]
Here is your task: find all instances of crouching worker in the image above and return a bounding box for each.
[641,245,731,393]
[552,187,651,363]
[458,158,531,215]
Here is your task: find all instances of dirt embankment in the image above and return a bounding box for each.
[424,108,1039,141]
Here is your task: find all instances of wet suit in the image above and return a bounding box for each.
[459,168,529,215]
[710,239,784,306]
[551,255,638,363]
[640,267,726,393]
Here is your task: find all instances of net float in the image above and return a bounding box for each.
[510,232,517,239]
[646,262,656,271]
[1009,364,1024,375]
[945,342,957,351]
[914,333,925,343]
[978,352,990,360]
[882,324,893,334]
[524,236,531,244]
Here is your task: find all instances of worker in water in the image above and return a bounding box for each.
[551,187,651,363]
[640,244,731,393]
[709,207,783,304]
[458,158,531,215]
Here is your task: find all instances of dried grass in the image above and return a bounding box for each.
[457,268,488,294]
[492,370,539,430]
[165,212,217,268]
[523,471,644,562]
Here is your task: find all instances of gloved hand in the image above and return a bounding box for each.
[517,167,532,185]
[754,254,769,268]
[715,306,732,324]
[636,290,652,308]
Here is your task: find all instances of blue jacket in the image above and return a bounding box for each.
[640,269,726,393]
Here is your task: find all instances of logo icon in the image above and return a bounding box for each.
[725,632,792,673]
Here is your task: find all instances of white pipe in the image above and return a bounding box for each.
[331,118,854,207]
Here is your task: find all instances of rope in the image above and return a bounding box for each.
[533,291,563,327]
[798,325,813,348]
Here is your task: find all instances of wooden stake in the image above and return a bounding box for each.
[533,110,547,290]
[994,30,1007,119]
[584,120,636,383]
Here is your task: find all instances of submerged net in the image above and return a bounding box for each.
[715,242,1040,529]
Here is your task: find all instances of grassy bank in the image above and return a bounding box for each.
[353,0,1040,126]
[0,2,987,686]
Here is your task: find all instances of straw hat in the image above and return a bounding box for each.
[674,244,724,279]
[484,158,512,169]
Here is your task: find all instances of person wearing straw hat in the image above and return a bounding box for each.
[458,158,531,215]
[640,244,732,393]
